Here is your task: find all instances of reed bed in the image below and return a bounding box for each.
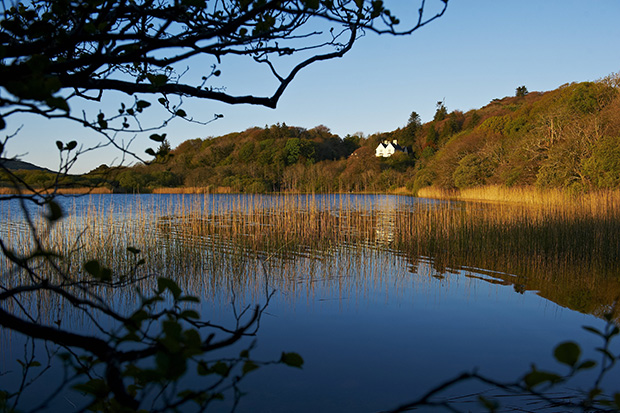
[418,185,620,208]
[3,191,620,320]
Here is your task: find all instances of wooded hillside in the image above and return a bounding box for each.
[5,73,620,194]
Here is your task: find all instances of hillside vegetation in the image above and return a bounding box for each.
[4,73,620,194]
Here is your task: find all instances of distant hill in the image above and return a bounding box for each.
[0,158,54,172]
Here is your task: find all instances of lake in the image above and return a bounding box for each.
[1,193,619,412]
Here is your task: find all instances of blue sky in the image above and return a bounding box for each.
[6,0,620,173]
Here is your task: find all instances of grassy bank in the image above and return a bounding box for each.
[418,185,620,208]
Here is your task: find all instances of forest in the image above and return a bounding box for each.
[4,73,620,195]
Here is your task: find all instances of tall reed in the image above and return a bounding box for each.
[3,191,620,319]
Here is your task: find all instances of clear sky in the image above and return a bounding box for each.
[6,0,620,174]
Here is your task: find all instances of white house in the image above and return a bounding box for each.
[375,140,408,157]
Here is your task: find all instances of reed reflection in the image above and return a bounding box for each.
[3,193,619,322]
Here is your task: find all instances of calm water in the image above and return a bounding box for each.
[1,193,618,412]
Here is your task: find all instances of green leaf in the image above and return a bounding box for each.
[370,0,384,18]
[524,369,563,388]
[0,116,5,130]
[162,319,182,340]
[180,310,200,319]
[84,260,112,281]
[583,326,604,337]
[145,148,157,156]
[197,362,210,376]
[280,352,304,368]
[73,379,108,398]
[127,246,141,255]
[554,341,580,367]
[46,96,69,112]
[175,109,187,117]
[149,133,166,142]
[589,387,603,400]
[45,200,63,223]
[576,360,596,370]
[65,141,77,151]
[240,349,249,358]
[157,277,182,299]
[183,329,202,352]
[56,140,63,150]
[242,361,259,375]
[96,113,108,129]
[136,100,151,109]
[127,309,149,331]
[211,361,230,377]
[147,74,168,87]
[84,260,100,276]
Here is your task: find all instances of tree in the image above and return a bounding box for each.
[405,111,421,146]
[284,137,315,165]
[0,1,449,411]
[433,100,448,122]
[516,85,529,97]
[407,111,422,133]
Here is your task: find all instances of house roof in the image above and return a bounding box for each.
[377,142,406,151]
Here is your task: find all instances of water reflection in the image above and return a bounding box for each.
[374,196,398,245]
[1,193,620,412]
[2,193,618,320]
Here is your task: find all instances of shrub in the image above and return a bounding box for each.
[453,154,494,189]
[582,135,620,189]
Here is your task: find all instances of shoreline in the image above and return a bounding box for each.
[3,184,620,208]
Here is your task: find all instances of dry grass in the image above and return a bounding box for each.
[418,185,620,209]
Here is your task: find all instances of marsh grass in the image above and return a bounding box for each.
[3,190,620,319]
